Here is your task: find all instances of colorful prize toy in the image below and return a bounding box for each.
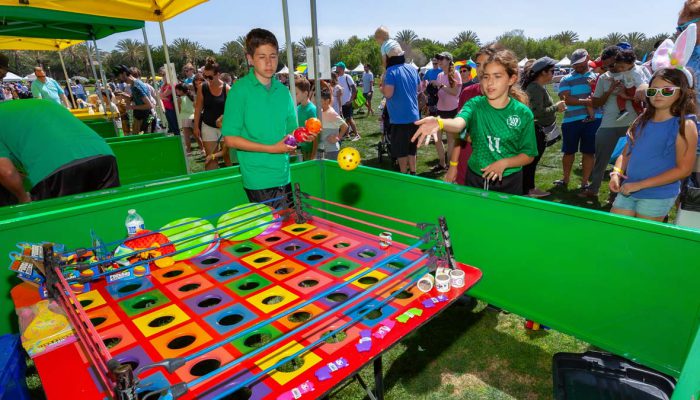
[284,135,298,147]
[337,147,361,171]
[293,127,310,143]
[305,117,322,134]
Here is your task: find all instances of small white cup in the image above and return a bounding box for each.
[450,269,465,288]
[435,273,451,293]
[417,273,434,293]
[379,232,392,249]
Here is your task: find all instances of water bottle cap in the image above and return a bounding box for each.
[128,209,136,214]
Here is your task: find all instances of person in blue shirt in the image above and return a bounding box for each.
[31,67,69,107]
[422,57,442,117]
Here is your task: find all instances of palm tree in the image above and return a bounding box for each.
[603,32,625,46]
[115,39,144,67]
[170,38,204,65]
[297,36,323,53]
[394,29,418,47]
[647,33,671,48]
[449,31,481,47]
[624,32,647,49]
[220,41,244,58]
[553,30,579,45]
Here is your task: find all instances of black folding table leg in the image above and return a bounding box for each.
[374,356,384,400]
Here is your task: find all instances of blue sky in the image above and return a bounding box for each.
[98,0,679,52]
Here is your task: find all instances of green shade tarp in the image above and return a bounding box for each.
[0,6,144,40]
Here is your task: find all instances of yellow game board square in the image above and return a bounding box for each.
[132,304,190,337]
[345,268,389,289]
[282,223,316,236]
[246,286,299,314]
[241,249,284,269]
[76,290,106,311]
[254,341,322,385]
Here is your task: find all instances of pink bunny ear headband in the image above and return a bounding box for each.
[652,23,697,86]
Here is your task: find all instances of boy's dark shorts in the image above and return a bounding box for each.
[244,183,293,210]
[389,123,418,158]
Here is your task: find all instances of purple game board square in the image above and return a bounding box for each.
[273,239,312,256]
[182,287,233,315]
[318,285,360,308]
[191,251,233,270]
[346,245,386,263]
[113,345,153,374]
[197,370,272,400]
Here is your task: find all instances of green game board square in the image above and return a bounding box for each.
[225,273,272,297]
[230,325,283,355]
[318,257,363,278]
[118,289,170,317]
[224,241,263,257]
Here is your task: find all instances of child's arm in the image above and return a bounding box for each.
[609,141,630,193]
[193,85,204,138]
[481,154,534,182]
[336,121,349,141]
[621,120,699,195]
[224,136,295,154]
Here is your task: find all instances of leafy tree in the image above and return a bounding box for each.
[450,31,481,48]
[552,31,580,46]
[395,29,419,47]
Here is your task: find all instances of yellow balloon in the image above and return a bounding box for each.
[337,147,361,171]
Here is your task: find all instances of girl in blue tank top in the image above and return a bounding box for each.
[609,68,698,221]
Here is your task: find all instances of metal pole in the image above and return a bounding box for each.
[159,20,190,173]
[85,41,107,115]
[57,51,76,108]
[142,27,167,133]
[310,0,322,117]
[282,0,298,111]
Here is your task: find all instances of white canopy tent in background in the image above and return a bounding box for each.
[23,73,36,81]
[2,71,22,82]
[276,65,289,75]
[408,61,419,70]
[518,57,529,67]
[556,56,571,67]
[352,63,364,73]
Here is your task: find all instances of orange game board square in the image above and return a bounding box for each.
[150,321,213,359]
[300,229,337,244]
[380,283,423,308]
[276,303,326,331]
[151,262,196,284]
[259,260,306,281]
[87,305,120,331]
[99,324,137,354]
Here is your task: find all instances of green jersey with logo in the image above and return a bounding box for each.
[457,96,537,177]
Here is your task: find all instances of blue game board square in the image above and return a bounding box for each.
[347,299,398,329]
[182,287,234,315]
[190,250,234,270]
[294,247,336,266]
[206,262,250,283]
[377,256,414,274]
[203,303,259,336]
[136,371,171,399]
[272,238,312,256]
[106,277,155,301]
[318,285,360,308]
[346,245,386,264]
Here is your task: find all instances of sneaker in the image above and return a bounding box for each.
[350,133,361,141]
[616,110,629,121]
[527,188,551,198]
[577,189,599,199]
[579,182,591,190]
[430,164,447,173]
[552,179,568,188]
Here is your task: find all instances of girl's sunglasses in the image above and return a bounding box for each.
[677,18,700,33]
[646,87,680,97]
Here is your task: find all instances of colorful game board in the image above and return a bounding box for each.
[12,207,481,400]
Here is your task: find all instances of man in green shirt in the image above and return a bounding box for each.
[0,100,119,206]
[223,28,313,210]
[31,66,70,107]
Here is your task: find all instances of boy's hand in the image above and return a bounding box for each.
[272,138,297,154]
[481,159,509,181]
[411,117,439,148]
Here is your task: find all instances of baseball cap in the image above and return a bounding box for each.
[435,51,453,63]
[616,42,632,50]
[531,56,557,74]
[0,53,8,69]
[112,64,131,76]
[335,61,347,69]
[570,49,589,65]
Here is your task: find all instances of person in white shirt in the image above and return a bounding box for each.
[335,62,359,140]
[362,64,375,116]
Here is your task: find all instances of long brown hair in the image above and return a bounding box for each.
[679,0,700,20]
[629,68,696,143]
[482,49,529,106]
[447,61,456,88]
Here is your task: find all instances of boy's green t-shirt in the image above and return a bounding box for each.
[297,102,317,154]
[457,96,537,177]
[0,99,114,186]
[221,71,298,190]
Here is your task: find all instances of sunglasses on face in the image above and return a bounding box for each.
[436,56,445,61]
[646,87,680,97]
[677,17,700,33]
[204,75,215,80]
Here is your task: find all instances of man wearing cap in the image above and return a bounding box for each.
[335,62,359,140]
[113,64,154,134]
[556,49,601,190]
[0,99,119,206]
[422,57,442,117]
[30,66,70,108]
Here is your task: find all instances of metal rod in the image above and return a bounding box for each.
[84,42,107,115]
[281,0,298,115]
[306,205,419,239]
[57,51,76,108]
[310,0,322,117]
[142,27,167,133]
[438,216,457,270]
[306,195,420,227]
[91,39,114,120]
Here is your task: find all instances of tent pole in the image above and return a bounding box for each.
[282,0,298,115]
[85,41,107,115]
[159,20,190,174]
[142,26,167,134]
[310,0,322,119]
[57,51,76,109]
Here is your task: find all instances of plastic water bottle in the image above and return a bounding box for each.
[125,209,145,237]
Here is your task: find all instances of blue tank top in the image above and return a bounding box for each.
[626,116,689,199]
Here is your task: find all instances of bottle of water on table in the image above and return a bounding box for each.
[125,209,145,237]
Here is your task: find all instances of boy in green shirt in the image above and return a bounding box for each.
[222,29,314,209]
[295,78,317,160]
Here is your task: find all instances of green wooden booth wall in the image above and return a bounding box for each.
[0,162,698,398]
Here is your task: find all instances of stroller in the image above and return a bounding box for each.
[376,99,395,165]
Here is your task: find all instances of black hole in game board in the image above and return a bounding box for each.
[358,250,376,258]
[179,283,201,292]
[167,335,196,350]
[218,313,244,326]
[201,257,219,265]
[298,279,319,288]
[326,292,349,303]
[219,268,239,277]
[189,358,221,377]
[306,254,324,261]
[103,337,122,349]
[262,295,284,305]
[333,242,350,248]
[274,267,291,275]
[219,387,252,400]
[393,290,413,300]
[253,257,272,264]
[264,236,281,243]
[197,296,222,308]
[79,299,93,307]
[292,227,307,232]
[138,391,162,400]
[163,269,184,278]
[288,311,311,323]
[311,234,327,240]
[148,315,175,328]
[364,309,383,320]
[235,246,252,253]
[284,244,301,252]
[123,360,139,372]
[118,282,142,294]
[244,333,271,348]
[238,281,260,291]
[90,316,107,327]
[388,262,406,269]
[358,276,379,285]
[330,264,349,273]
[132,296,158,310]
[324,330,347,344]
[277,357,305,373]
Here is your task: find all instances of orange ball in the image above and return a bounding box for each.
[305,117,322,134]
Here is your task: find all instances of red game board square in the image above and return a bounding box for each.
[151,262,196,284]
[320,236,362,253]
[300,316,363,356]
[283,270,336,296]
[259,260,307,281]
[252,231,292,246]
[175,347,235,384]
[163,273,214,299]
